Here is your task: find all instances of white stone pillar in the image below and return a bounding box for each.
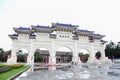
[102,45,106,59]
[74,41,80,64]
[7,42,17,64]
[87,43,94,64]
[100,45,111,63]
[27,41,34,65]
[49,41,56,64]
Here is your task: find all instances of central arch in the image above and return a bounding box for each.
[34,48,50,63]
[55,46,73,63]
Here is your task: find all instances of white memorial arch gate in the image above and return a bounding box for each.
[8,22,107,65]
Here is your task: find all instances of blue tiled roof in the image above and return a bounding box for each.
[32,25,52,29]
[15,27,31,30]
[8,34,18,36]
[55,22,77,27]
[30,33,36,36]
[50,34,56,36]
[78,29,92,33]
[94,34,104,37]
[100,40,107,43]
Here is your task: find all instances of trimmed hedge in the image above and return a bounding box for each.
[0,66,28,80]
[10,64,24,69]
[0,64,8,67]
[0,66,12,73]
[0,64,24,73]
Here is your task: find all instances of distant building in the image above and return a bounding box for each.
[8,22,108,64]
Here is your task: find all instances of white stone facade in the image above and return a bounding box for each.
[7,22,107,65]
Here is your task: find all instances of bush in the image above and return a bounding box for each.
[79,53,89,63]
[95,51,101,60]
[0,64,24,73]
[0,64,8,68]
[10,64,24,69]
[0,66,12,73]
[80,55,88,63]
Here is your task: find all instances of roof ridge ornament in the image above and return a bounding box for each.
[55,22,78,27]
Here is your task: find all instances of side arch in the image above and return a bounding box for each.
[15,48,29,63]
[78,48,91,63]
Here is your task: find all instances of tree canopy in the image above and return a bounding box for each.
[105,41,120,59]
[0,48,11,62]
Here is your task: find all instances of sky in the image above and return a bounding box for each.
[0,0,120,50]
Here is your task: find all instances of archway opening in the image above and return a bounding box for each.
[79,49,90,63]
[16,48,28,63]
[34,48,50,63]
[56,47,72,63]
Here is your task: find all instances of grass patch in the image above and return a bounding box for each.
[0,66,28,80]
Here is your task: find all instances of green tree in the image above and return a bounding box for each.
[17,54,27,62]
[34,51,44,62]
[114,43,120,58]
[105,41,115,59]
[105,41,120,59]
[79,53,89,63]
[0,48,5,62]
[95,51,101,60]
[0,49,12,62]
